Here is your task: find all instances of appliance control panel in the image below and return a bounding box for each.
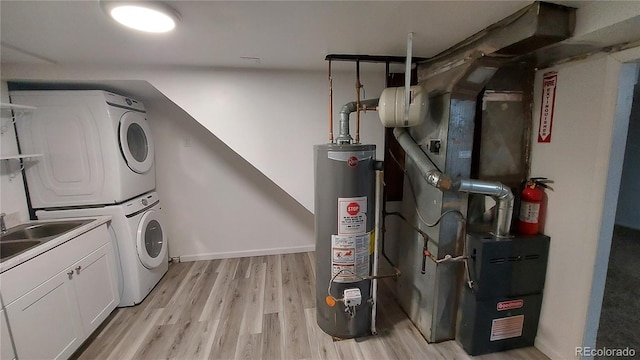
[123,191,158,215]
[343,288,362,307]
[104,91,146,112]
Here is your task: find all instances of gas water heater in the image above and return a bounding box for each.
[313,82,427,338]
[314,144,376,338]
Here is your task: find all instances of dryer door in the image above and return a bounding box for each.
[119,111,154,174]
[136,209,167,269]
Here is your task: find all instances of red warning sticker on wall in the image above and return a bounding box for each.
[538,71,558,143]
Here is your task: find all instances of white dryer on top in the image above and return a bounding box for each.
[12,90,155,209]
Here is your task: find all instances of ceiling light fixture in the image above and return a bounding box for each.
[102,2,180,33]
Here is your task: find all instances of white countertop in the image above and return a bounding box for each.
[0,216,111,273]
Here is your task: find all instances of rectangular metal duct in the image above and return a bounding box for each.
[392,1,575,343]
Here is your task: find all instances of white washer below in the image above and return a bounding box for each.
[37,191,168,306]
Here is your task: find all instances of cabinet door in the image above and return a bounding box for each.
[1,308,16,360]
[73,242,119,335]
[5,270,83,360]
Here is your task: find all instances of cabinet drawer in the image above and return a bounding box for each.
[0,224,109,305]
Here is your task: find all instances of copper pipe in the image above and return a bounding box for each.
[328,60,334,143]
[355,60,361,143]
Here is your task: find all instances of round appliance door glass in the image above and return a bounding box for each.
[119,111,154,174]
[136,209,167,269]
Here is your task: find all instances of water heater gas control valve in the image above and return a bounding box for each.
[343,288,362,307]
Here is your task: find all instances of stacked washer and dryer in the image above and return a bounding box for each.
[11,90,168,307]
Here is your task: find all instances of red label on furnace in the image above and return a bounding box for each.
[347,156,358,167]
[497,299,524,311]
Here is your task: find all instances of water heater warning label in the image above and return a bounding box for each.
[338,197,367,235]
[331,233,370,283]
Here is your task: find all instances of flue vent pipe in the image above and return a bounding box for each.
[393,128,514,237]
[336,98,379,144]
[393,128,453,190]
[455,179,514,237]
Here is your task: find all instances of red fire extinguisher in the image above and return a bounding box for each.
[517,177,553,235]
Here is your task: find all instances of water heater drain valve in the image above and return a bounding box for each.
[343,288,362,307]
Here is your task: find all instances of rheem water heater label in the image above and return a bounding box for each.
[338,196,367,235]
[331,233,370,283]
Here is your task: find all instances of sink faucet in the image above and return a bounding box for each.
[0,213,6,234]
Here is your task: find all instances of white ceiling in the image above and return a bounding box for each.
[1,1,539,70]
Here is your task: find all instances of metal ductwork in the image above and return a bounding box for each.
[419,1,575,96]
[391,1,575,343]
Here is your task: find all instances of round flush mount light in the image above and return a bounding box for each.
[102,2,180,33]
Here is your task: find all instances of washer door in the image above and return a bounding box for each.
[119,111,154,174]
[136,210,167,269]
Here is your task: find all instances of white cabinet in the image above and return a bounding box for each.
[1,308,16,360]
[5,268,84,360]
[1,224,118,360]
[72,242,119,335]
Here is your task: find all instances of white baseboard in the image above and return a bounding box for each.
[177,244,316,262]
[535,336,569,360]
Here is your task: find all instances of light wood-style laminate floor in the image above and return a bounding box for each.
[73,253,548,360]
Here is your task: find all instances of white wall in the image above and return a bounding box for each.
[0,81,30,227]
[147,94,316,259]
[130,66,387,213]
[1,64,387,213]
[0,65,387,259]
[615,78,640,230]
[530,53,638,359]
